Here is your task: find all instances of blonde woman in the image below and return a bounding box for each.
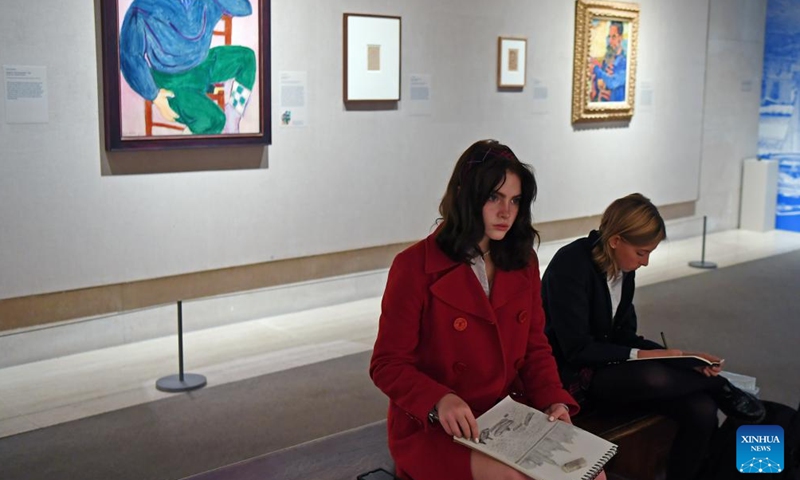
[542,193,765,480]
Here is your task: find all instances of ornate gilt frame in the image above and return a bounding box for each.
[571,0,639,124]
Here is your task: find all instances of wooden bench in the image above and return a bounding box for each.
[185,411,675,480]
[574,408,677,480]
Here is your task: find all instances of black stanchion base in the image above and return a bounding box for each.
[688,260,717,269]
[156,373,207,393]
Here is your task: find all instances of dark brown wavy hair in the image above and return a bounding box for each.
[436,139,538,271]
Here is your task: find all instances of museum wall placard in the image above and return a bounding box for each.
[0,0,731,303]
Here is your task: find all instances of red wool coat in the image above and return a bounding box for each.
[370,233,578,480]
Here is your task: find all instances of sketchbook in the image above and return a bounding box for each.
[627,354,721,369]
[453,396,616,480]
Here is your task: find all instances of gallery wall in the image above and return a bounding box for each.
[0,0,763,301]
[698,0,768,232]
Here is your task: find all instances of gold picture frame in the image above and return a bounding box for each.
[571,0,639,124]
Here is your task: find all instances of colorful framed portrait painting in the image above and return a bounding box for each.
[343,13,402,102]
[100,0,271,150]
[497,37,527,89]
[571,0,639,123]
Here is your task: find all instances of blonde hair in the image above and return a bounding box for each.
[592,193,666,278]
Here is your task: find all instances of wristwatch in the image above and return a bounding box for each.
[428,406,439,424]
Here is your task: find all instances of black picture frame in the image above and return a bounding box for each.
[100,0,271,151]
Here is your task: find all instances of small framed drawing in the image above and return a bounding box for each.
[100,0,272,150]
[497,37,527,88]
[343,13,401,102]
[571,0,639,123]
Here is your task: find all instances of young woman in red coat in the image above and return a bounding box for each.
[370,140,593,480]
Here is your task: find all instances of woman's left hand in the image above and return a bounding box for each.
[543,403,572,424]
[687,351,724,377]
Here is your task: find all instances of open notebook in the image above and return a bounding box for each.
[627,354,721,369]
[454,396,616,480]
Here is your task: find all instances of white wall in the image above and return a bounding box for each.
[698,0,767,231]
[0,0,718,300]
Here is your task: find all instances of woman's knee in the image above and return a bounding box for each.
[471,450,530,480]
[635,364,677,392]
[591,363,674,399]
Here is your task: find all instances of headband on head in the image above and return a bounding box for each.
[468,146,516,165]
[460,146,517,184]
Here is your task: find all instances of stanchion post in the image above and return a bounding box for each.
[688,216,718,269]
[178,299,184,381]
[156,300,207,393]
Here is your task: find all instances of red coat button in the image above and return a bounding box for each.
[453,317,468,331]
[517,310,529,323]
[453,362,467,373]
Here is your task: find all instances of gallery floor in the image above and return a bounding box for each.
[2,228,800,441]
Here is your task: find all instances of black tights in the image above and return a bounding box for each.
[590,362,726,480]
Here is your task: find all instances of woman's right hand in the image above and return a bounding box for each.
[637,348,683,358]
[436,393,479,441]
[686,351,724,377]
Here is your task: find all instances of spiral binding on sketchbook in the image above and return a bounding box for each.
[453,396,618,480]
[582,446,617,480]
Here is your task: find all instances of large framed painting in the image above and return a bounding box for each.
[571,0,639,124]
[343,13,401,102]
[100,0,271,150]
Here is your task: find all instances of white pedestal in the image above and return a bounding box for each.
[740,158,778,232]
